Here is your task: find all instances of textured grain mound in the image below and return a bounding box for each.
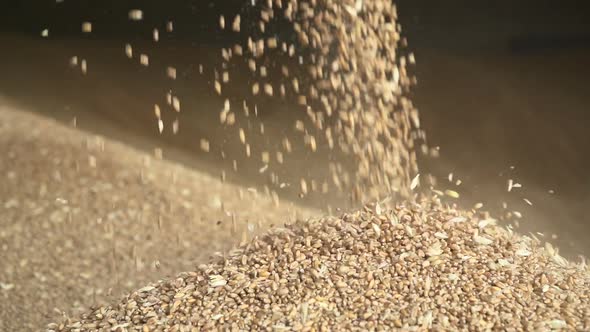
[51,198,589,331]
[0,103,317,331]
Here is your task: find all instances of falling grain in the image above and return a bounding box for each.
[128,9,143,21]
[139,54,149,66]
[200,139,210,152]
[166,66,177,80]
[232,15,241,32]
[81,22,92,33]
[410,174,420,190]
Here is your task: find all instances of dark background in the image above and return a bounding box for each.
[1,0,589,256]
[2,0,589,49]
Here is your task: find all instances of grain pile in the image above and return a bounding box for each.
[0,103,317,331]
[51,197,589,331]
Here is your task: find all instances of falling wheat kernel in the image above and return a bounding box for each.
[81,22,92,33]
[239,129,246,144]
[261,151,270,164]
[140,54,149,66]
[445,189,460,198]
[125,44,133,58]
[248,59,257,72]
[232,15,241,32]
[172,97,180,112]
[410,174,420,190]
[167,66,177,80]
[80,59,87,74]
[128,9,143,21]
[214,81,222,95]
[264,84,273,96]
[200,139,210,152]
[154,104,161,118]
[172,119,179,134]
[157,119,164,134]
[300,179,308,195]
[295,120,305,132]
[267,37,278,49]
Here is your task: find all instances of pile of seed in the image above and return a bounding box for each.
[51,197,589,331]
[0,105,319,331]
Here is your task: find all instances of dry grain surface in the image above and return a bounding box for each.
[0,104,317,331]
[51,198,589,331]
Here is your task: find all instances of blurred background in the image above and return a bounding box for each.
[0,0,589,257]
